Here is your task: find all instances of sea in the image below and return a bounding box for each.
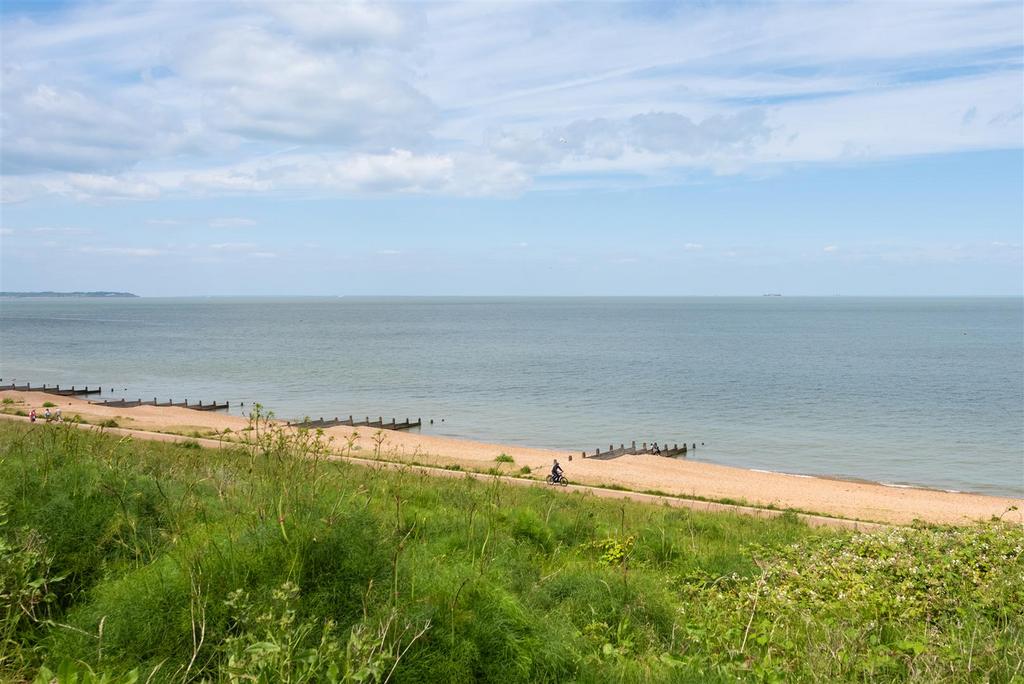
[1,296,1021,497]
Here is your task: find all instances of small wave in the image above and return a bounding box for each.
[749,468,816,480]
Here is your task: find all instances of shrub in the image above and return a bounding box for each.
[0,505,62,675]
[495,454,514,464]
[2,398,14,405]
[42,402,56,408]
[99,419,119,428]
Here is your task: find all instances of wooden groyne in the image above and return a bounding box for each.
[584,440,692,459]
[289,415,422,431]
[89,398,230,411]
[3,382,228,412]
[0,382,101,396]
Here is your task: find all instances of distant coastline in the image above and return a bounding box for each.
[0,291,139,298]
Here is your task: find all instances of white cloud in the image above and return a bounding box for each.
[31,226,91,235]
[683,243,704,252]
[0,0,1020,199]
[209,242,257,252]
[208,217,256,228]
[0,228,13,236]
[824,245,839,253]
[262,2,416,47]
[176,25,436,146]
[80,246,162,256]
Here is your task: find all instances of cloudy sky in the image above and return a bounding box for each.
[1,0,1021,295]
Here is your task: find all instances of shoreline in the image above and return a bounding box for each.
[2,388,1021,526]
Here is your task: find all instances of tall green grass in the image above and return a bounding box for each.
[0,417,1020,682]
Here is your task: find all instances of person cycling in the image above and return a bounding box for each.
[551,459,564,483]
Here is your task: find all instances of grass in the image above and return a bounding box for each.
[495,454,514,464]
[0,416,1020,683]
[41,402,56,408]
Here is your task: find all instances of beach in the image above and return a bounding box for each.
[4,389,1020,527]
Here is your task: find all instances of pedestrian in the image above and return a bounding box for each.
[44,407,52,421]
[29,409,37,423]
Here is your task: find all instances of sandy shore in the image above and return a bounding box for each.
[3,389,1020,526]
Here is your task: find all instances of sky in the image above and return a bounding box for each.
[0,0,1021,296]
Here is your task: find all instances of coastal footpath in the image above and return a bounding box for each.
[2,389,1020,527]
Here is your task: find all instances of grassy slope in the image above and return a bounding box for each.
[0,420,1020,683]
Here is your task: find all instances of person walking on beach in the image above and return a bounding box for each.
[44,407,52,421]
[55,408,62,422]
[29,409,37,423]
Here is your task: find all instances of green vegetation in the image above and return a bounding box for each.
[41,403,56,409]
[0,416,1020,683]
[2,398,15,405]
[495,454,514,464]
[98,419,119,429]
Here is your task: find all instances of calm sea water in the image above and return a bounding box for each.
[1,297,1021,497]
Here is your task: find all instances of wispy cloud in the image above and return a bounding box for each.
[209,242,257,251]
[208,217,256,228]
[79,246,162,256]
[31,226,91,235]
[0,1,1020,201]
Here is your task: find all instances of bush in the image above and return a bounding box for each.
[495,454,514,464]
[99,419,119,428]
[42,402,56,408]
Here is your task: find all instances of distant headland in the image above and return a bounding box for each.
[0,291,139,298]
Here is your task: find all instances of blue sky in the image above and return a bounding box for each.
[1,1,1021,296]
